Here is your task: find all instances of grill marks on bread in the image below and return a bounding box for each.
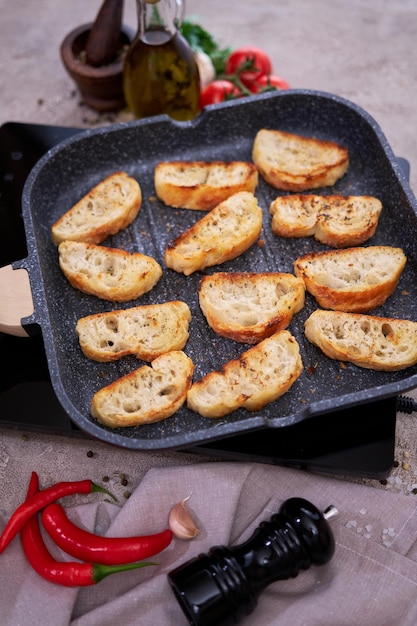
[304,310,417,371]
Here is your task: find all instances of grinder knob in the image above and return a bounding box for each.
[168,497,338,626]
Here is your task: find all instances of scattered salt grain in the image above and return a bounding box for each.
[359,508,367,515]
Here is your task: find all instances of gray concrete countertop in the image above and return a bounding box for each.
[1,0,417,513]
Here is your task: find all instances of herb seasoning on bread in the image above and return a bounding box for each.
[165,191,262,275]
[270,194,382,247]
[198,271,305,343]
[305,310,417,371]
[58,241,162,302]
[187,330,303,418]
[294,246,406,312]
[252,129,349,191]
[154,161,258,210]
[51,172,142,245]
[91,351,194,428]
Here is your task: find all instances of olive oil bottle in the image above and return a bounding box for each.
[123,0,200,120]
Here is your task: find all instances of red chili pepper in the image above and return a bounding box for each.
[41,503,173,565]
[0,471,116,553]
[20,472,155,587]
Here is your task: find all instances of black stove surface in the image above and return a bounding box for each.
[0,121,399,478]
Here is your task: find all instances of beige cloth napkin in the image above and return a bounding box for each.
[2,462,417,625]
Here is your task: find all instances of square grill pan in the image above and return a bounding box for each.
[17,89,417,450]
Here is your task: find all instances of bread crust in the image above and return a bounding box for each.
[76,301,191,362]
[154,161,259,210]
[90,351,194,428]
[58,241,162,302]
[294,246,406,312]
[51,172,142,245]
[305,310,417,371]
[198,272,305,343]
[270,194,382,247]
[187,330,303,418]
[253,129,349,191]
[165,191,262,275]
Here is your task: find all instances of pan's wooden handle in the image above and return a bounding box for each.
[0,264,34,337]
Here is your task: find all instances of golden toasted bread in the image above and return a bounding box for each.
[154,161,258,210]
[294,246,407,312]
[51,171,142,245]
[164,191,262,275]
[187,330,303,418]
[304,309,417,371]
[90,351,194,428]
[198,272,305,343]
[76,301,191,362]
[58,241,162,302]
[270,194,382,247]
[252,129,349,191]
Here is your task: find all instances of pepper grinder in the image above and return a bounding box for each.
[168,497,338,626]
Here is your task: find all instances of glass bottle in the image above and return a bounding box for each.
[123,0,200,120]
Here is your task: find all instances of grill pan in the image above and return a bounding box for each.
[5,89,417,450]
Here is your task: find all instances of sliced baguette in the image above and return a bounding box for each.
[304,309,417,371]
[252,129,349,191]
[51,171,142,245]
[58,241,162,302]
[165,191,262,275]
[187,330,303,418]
[154,161,259,210]
[76,300,191,362]
[294,246,406,312]
[90,351,194,428]
[198,272,305,343]
[270,194,382,247]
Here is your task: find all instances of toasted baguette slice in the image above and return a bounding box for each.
[154,161,259,210]
[187,330,302,418]
[270,194,382,247]
[304,310,417,371]
[252,129,349,191]
[165,191,262,276]
[294,246,406,312]
[90,351,194,428]
[198,272,305,344]
[76,301,191,362]
[51,172,142,245]
[58,241,162,302]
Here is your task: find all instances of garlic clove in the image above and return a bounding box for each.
[169,495,200,540]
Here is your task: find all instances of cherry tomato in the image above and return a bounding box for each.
[249,74,290,93]
[199,80,241,109]
[225,47,272,88]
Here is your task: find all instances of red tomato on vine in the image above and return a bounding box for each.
[199,79,242,108]
[225,47,273,88]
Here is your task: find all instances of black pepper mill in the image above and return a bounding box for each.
[168,497,338,626]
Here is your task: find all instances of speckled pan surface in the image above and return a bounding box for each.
[18,89,417,450]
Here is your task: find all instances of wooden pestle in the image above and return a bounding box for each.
[85,0,124,67]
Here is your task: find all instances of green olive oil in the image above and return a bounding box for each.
[123,27,200,120]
